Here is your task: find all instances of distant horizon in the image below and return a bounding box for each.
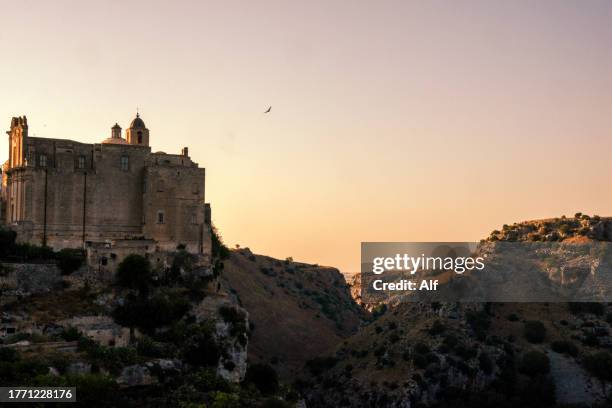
[2,0,612,273]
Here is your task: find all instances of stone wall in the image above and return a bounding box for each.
[143,153,207,253]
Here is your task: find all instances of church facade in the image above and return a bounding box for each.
[1,114,212,269]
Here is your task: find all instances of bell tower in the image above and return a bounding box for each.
[126,112,149,147]
[7,116,28,168]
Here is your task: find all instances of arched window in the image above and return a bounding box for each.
[137,131,143,144]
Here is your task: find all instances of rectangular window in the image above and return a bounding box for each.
[191,213,197,224]
[39,154,47,167]
[77,155,85,169]
[120,155,129,171]
[157,211,165,224]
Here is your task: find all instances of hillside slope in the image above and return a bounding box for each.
[220,249,365,377]
[299,215,612,407]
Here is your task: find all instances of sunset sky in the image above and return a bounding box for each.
[1,0,612,273]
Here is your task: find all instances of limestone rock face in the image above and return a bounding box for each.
[215,318,248,383]
[192,296,249,383]
[117,365,157,387]
[66,361,92,376]
[0,263,61,297]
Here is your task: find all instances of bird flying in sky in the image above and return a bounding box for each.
[264,106,271,113]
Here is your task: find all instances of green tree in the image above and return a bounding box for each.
[115,254,152,296]
[112,294,146,343]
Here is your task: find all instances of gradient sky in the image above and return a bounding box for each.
[1,0,612,273]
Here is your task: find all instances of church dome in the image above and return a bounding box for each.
[130,113,146,129]
[103,122,126,144]
[102,137,128,145]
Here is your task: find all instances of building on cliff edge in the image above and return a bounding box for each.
[0,114,212,275]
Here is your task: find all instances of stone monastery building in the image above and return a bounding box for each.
[0,114,212,270]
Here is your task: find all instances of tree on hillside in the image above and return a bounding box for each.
[112,294,145,343]
[115,254,152,296]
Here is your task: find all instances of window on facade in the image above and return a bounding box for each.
[157,211,165,224]
[192,183,199,194]
[137,131,143,144]
[77,155,85,169]
[39,154,47,167]
[120,155,129,171]
[157,180,164,192]
[191,213,197,224]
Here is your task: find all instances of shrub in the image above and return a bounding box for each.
[60,326,81,341]
[137,336,171,358]
[11,243,54,261]
[191,368,232,392]
[583,352,612,382]
[34,374,119,407]
[211,225,230,260]
[583,333,599,347]
[0,347,19,363]
[55,248,84,275]
[414,342,430,354]
[181,323,221,368]
[551,340,579,357]
[218,305,248,341]
[454,343,477,360]
[466,310,491,339]
[305,356,338,376]
[0,228,17,257]
[244,363,279,394]
[429,320,446,336]
[519,351,550,376]
[478,352,493,374]
[142,291,191,331]
[168,249,197,283]
[523,320,546,343]
[413,353,428,369]
[443,334,459,349]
